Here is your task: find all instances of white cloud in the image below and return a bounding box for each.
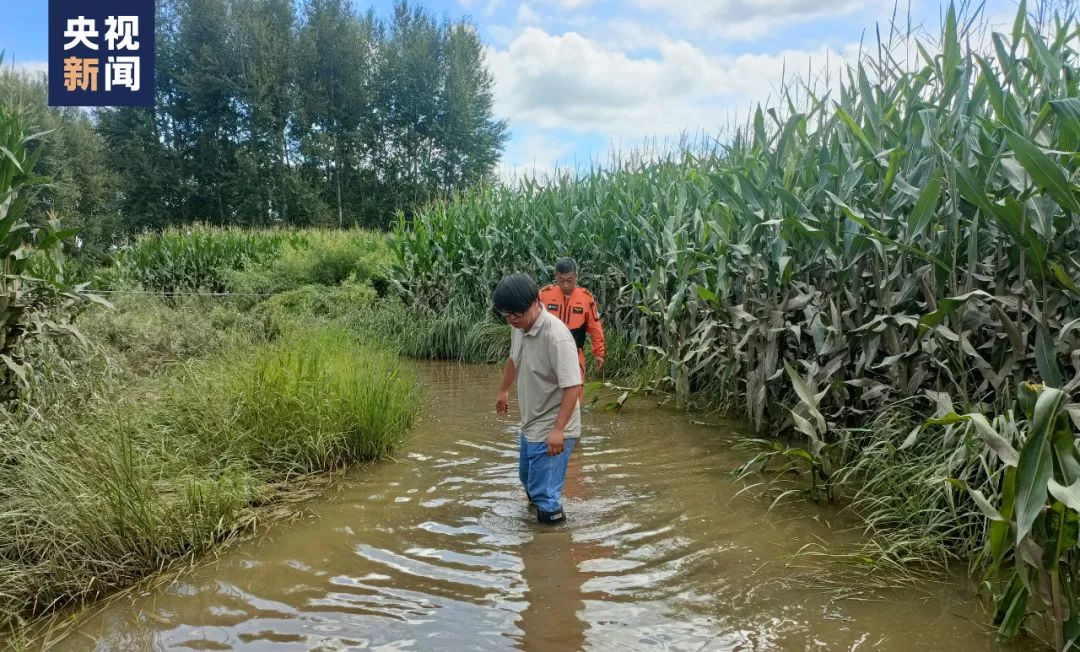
[459,0,505,16]
[558,0,596,9]
[517,3,541,24]
[487,24,519,46]
[498,131,577,182]
[636,0,873,39]
[600,19,675,52]
[487,27,859,140]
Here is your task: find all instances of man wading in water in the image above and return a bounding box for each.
[538,257,606,389]
[493,273,582,524]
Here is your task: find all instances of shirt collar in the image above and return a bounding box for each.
[524,309,548,337]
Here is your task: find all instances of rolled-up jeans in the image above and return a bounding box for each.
[519,432,577,514]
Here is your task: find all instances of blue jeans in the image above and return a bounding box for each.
[519,433,577,514]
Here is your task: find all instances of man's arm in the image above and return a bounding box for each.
[545,385,581,456]
[496,357,515,415]
[587,299,606,368]
[547,334,582,455]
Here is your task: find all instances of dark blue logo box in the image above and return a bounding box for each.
[48,0,155,106]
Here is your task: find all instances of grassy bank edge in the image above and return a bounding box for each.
[0,317,420,643]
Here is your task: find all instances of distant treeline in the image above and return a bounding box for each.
[2,0,507,260]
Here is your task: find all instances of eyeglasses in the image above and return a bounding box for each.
[498,310,525,320]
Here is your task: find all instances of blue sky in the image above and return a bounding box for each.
[2,0,1020,180]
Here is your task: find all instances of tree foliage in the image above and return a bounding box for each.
[89,0,506,236]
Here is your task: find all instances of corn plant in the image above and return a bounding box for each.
[0,54,85,399]
[927,383,1080,649]
[113,225,306,292]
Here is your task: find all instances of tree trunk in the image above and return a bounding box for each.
[336,160,343,227]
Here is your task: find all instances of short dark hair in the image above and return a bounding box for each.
[554,257,577,274]
[492,273,539,314]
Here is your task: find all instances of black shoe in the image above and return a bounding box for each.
[537,508,565,524]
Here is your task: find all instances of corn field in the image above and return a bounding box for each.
[394,3,1079,428]
[391,3,1080,644]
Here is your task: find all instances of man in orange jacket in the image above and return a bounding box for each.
[539,258,605,384]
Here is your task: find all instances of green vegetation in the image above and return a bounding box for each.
[1,237,424,633]
[348,302,510,363]
[3,0,1078,647]
[0,55,121,262]
[1,0,507,253]
[112,226,393,295]
[224,229,395,297]
[0,54,94,401]
[96,0,507,231]
[0,325,417,630]
[951,383,1080,650]
[76,293,267,374]
[391,3,1080,645]
[1,80,424,634]
[113,227,304,293]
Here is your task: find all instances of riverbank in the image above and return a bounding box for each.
[0,287,419,637]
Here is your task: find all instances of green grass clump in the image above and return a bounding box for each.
[0,327,418,630]
[346,301,510,364]
[225,229,393,298]
[75,294,268,374]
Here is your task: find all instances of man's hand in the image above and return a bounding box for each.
[497,359,515,416]
[546,428,565,456]
[594,356,604,370]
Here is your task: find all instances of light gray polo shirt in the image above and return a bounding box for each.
[510,309,582,442]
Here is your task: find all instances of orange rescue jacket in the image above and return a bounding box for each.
[538,285,606,362]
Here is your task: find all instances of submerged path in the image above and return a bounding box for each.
[51,362,1006,651]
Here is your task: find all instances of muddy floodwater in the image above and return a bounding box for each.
[45,362,1012,651]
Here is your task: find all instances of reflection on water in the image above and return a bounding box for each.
[41,362,1010,651]
[517,443,597,652]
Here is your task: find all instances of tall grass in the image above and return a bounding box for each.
[74,293,269,374]
[0,327,418,630]
[346,300,511,364]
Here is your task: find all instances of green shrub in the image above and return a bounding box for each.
[254,282,379,337]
